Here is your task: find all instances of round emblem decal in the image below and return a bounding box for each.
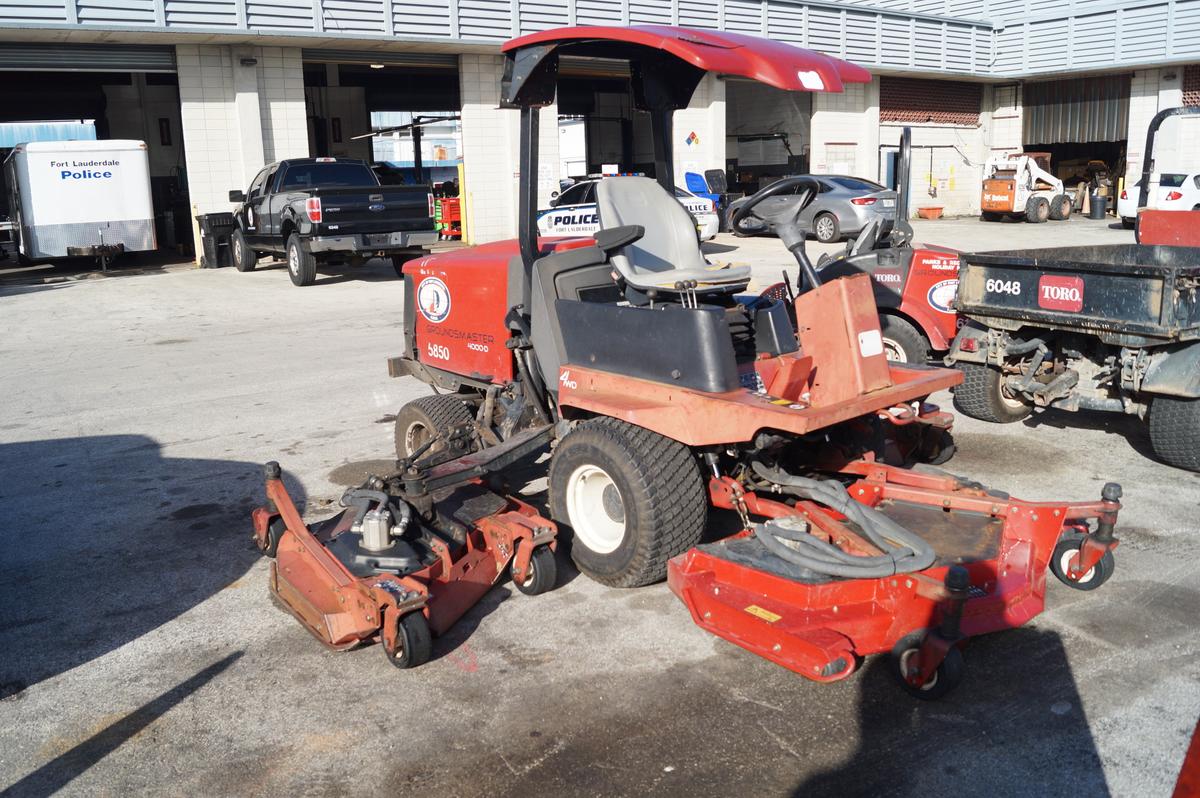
[417,277,451,324]
[927,279,959,314]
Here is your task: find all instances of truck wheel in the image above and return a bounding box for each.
[814,212,841,243]
[879,315,929,363]
[953,362,1032,423]
[1048,194,1072,221]
[1147,396,1200,471]
[980,211,1004,222]
[549,418,706,588]
[286,234,317,287]
[232,228,257,272]
[1122,217,1136,230]
[1025,196,1050,224]
[394,394,476,459]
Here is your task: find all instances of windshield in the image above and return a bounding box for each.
[1160,174,1187,188]
[279,162,378,190]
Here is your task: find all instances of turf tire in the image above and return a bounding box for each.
[1147,396,1200,471]
[952,362,1032,423]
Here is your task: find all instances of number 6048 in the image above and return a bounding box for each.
[985,278,1021,296]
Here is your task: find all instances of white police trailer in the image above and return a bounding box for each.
[3,139,156,268]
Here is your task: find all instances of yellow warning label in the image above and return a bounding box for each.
[744,604,782,623]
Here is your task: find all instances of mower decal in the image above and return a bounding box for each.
[918,254,958,271]
[559,370,577,390]
[873,271,903,285]
[927,279,959,314]
[416,277,451,323]
[858,329,884,358]
[1037,275,1084,312]
[744,604,782,623]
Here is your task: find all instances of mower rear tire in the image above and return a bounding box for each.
[394,394,475,459]
[549,418,706,588]
[879,315,928,363]
[891,631,964,701]
[512,545,557,596]
[383,611,432,669]
[1048,194,1072,221]
[953,363,1032,423]
[286,233,317,287]
[1147,396,1200,472]
[1049,533,1114,591]
[1025,196,1050,224]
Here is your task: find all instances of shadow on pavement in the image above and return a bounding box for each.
[0,435,294,697]
[794,626,1109,796]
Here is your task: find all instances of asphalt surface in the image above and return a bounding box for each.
[1,216,1197,797]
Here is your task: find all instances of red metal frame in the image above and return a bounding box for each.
[252,473,556,649]
[667,461,1121,683]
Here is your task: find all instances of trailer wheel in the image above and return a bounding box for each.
[549,418,706,588]
[232,228,257,272]
[891,631,964,700]
[1050,534,1114,591]
[879,315,928,363]
[1025,196,1050,224]
[394,394,475,459]
[512,546,557,596]
[1048,194,1072,221]
[286,234,317,287]
[814,212,841,243]
[980,211,1004,222]
[953,363,1032,423]
[383,611,432,669]
[1147,396,1200,471]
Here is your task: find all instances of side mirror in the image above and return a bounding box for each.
[229,189,246,203]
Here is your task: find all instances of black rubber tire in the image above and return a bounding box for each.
[890,631,965,701]
[383,611,432,669]
[512,546,557,596]
[980,211,1004,222]
[548,417,706,588]
[879,315,929,363]
[394,394,475,459]
[953,362,1032,423]
[391,251,424,278]
[286,233,317,287]
[1049,533,1115,591]
[1147,396,1200,471]
[231,228,258,272]
[1122,217,1136,230]
[1048,194,1071,221]
[261,517,286,558]
[1025,196,1050,224]
[813,212,841,243]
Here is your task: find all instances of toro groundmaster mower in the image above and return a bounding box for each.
[261,26,1125,696]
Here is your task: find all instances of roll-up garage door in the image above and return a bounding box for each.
[1022,75,1130,144]
[300,49,457,69]
[0,43,176,72]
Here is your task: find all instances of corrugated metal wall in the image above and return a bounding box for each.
[1022,74,1130,144]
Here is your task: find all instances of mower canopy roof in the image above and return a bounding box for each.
[501,25,871,109]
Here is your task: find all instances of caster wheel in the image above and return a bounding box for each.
[1050,534,1114,591]
[512,545,558,596]
[890,631,964,701]
[261,518,287,558]
[383,611,432,670]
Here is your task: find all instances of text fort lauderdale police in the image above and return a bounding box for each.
[51,158,120,180]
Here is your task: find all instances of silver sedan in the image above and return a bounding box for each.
[728,175,898,243]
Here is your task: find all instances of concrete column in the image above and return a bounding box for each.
[1125,66,1200,189]
[177,44,308,260]
[673,73,726,185]
[1125,68,1164,189]
[458,53,559,245]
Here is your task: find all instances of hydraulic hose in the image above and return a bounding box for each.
[1005,337,1046,356]
[749,462,936,578]
[340,488,413,537]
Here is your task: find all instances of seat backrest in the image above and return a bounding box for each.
[595,176,708,284]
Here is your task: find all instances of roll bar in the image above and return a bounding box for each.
[1137,106,1200,209]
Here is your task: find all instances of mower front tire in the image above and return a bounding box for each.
[549,418,707,588]
[1049,533,1114,591]
[512,545,557,596]
[890,631,964,701]
[383,611,432,669]
[953,362,1032,423]
[879,315,928,363]
[394,394,475,459]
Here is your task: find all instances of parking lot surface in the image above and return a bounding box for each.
[1,216,1197,797]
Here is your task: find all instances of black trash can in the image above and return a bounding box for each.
[196,212,236,268]
[1089,194,1108,220]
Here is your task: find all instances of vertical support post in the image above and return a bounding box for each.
[412,120,424,185]
[518,105,540,277]
[650,106,674,194]
[896,126,911,221]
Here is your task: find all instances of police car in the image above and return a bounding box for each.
[538,177,719,240]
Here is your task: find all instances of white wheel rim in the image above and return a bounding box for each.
[1059,547,1095,583]
[565,464,626,554]
[899,649,938,690]
[235,238,243,263]
[882,337,907,362]
[403,421,431,456]
[288,246,299,275]
[817,217,834,239]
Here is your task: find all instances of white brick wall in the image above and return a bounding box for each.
[458,53,559,245]
[1125,66,1200,192]
[673,73,726,183]
[809,81,878,181]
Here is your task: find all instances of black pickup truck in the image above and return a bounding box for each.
[946,244,1200,471]
[228,157,436,286]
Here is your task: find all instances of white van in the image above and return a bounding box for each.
[3,139,156,262]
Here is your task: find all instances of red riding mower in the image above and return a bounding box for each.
[252,427,559,668]
[370,26,1123,697]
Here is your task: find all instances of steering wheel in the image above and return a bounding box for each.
[731,176,824,291]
